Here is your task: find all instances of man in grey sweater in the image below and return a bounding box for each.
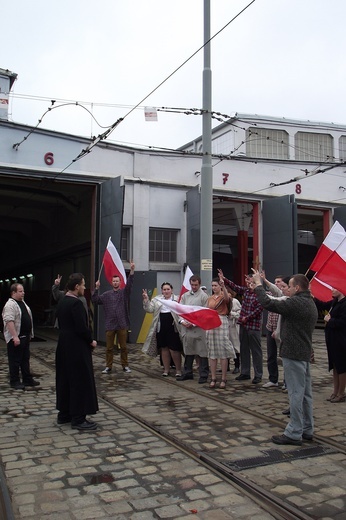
[252,270,318,446]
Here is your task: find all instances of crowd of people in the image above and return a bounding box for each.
[2,261,345,443]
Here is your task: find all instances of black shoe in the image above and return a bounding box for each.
[71,420,97,431]
[272,434,302,446]
[282,408,290,415]
[198,378,208,384]
[235,374,250,381]
[176,373,194,381]
[302,433,313,441]
[232,367,240,374]
[10,382,25,390]
[24,380,40,387]
[252,377,262,384]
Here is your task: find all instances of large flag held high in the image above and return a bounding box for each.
[178,265,194,302]
[308,221,346,299]
[309,221,346,272]
[102,238,126,288]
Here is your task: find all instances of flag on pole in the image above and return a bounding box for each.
[102,238,126,288]
[314,235,346,295]
[160,298,221,330]
[309,277,333,302]
[309,221,346,272]
[178,266,194,302]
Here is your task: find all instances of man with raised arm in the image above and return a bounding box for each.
[252,270,318,446]
[92,262,135,374]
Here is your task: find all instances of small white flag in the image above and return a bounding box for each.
[144,107,158,122]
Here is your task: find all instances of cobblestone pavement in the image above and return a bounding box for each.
[0,328,345,520]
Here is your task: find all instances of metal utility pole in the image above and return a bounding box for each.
[200,0,213,289]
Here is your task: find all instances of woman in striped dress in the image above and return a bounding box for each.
[206,278,235,389]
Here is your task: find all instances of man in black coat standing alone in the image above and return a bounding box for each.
[55,273,98,431]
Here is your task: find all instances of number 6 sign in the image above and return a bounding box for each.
[44,152,54,165]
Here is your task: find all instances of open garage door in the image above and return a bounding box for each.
[262,195,298,281]
[94,176,125,342]
[334,207,346,230]
[0,172,95,324]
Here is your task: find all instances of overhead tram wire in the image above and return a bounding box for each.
[12,102,111,150]
[69,0,257,163]
[10,0,256,178]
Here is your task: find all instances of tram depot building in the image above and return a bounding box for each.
[1,69,346,343]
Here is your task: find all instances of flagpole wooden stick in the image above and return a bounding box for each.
[97,261,104,281]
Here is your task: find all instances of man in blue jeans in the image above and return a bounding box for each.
[252,271,318,446]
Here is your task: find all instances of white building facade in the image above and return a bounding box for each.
[1,70,346,340]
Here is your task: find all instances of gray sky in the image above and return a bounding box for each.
[2,0,346,150]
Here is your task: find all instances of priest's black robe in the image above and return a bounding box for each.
[55,295,98,418]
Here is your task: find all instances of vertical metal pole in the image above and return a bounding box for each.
[200,0,213,289]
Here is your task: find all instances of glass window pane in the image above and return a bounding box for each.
[149,228,177,262]
[295,132,333,162]
[246,127,289,159]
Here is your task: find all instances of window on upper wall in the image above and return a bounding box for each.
[339,135,346,161]
[246,127,289,159]
[121,227,131,262]
[212,132,233,155]
[295,132,333,162]
[149,228,178,262]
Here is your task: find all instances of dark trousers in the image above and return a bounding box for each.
[184,354,209,379]
[239,327,263,379]
[266,330,278,383]
[7,336,32,385]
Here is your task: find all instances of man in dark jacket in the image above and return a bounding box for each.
[252,271,318,446]
[56,273,98,431]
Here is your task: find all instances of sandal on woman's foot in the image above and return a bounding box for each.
[209,379,217,389]
[326,393,336,401]
[175,373,182,378]
[162,372,169,377]
[330,394,346,403]
[219,380,227,389]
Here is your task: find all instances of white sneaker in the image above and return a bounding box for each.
[123,367,131,373]
[102,367,111,374]
[262,381,278,388]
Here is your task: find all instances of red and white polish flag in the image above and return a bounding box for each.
[309,277,333,302]
[178,265,194,302]
[316,235,346,296]
[160,298,221,330]
[309,221,346,272]
[102,237,126,288]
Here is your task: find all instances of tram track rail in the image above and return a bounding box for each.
[28,338,346,520]
[89,347,346,455]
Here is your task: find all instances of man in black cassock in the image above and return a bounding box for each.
[55,273,98,431]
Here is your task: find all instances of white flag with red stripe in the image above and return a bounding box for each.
[309,277,333,302]
[102,238,126,288]
[178,266,194,302]
[315,235,346,295]
[309,221,346,272]
[160,298,221,330]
